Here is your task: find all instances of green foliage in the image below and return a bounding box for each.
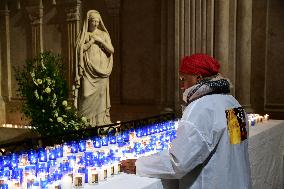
[15,52,88,136]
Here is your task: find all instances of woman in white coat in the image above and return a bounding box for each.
[122,53,252,189]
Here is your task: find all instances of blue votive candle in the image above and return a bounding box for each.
[71,141,79,153]
[79,140,86,152]
[38,148,47,162]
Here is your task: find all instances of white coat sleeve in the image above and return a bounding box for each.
[136,109,225,179]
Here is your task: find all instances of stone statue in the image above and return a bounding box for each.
[74,10,114,126]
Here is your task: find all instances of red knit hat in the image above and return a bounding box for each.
[179,53,220,77]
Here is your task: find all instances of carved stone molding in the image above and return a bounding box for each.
[63,0,81,21]
[0,10,9,16]
[65,6,80,22]
[26,6,43,25]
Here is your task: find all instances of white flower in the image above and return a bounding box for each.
[45,87,51,94]
[46,77,51,85]
[54,112,58,117]
[30,71,35,78]
[81,117,87,123]
[62,100,68,107]
[57,117,63,123]
[34,90,39,99]
[42,109,45,113]
[37,79,42,85]
[66,106,71,110]
[49,118,53,122]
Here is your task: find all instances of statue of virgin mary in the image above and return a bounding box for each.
[74,10,114,126]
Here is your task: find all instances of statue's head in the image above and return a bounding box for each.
[88,10,102,31]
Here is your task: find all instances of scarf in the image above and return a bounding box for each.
[182,74,231,106]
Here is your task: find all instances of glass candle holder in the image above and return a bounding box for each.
[28,150,38,165]
[11,168,23,184]
[79,140,86,152]
[48,147,57,161]
[38,148,47,162]
[10,153,18,169]
[77,155,85,166]
[135,128,142,138]
[86,139,93,151]
[37,162,48,175]
[2,156,10,168]
[101,136,108,147]
[88,167,99,185]
[63,143,72,157]
[122,131,130,142]
[93,137,101,149]
[84,152,93,167]
[71,141,79,154]
[116,133,124,147]
[55,145,63,158]
[109,135,116,145]
[67,156,76,169]
[73,166,85,188]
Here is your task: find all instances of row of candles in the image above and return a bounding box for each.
[0,124,32,129]
[0,120,178,188]
[247,113,269,127]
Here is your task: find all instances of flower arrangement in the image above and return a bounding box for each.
[15,52,88,136]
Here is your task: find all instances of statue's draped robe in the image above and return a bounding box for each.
[78,31,113,125]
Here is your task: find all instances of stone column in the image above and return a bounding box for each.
[26,1,44,57]
[206,0,214,56]
[65,0,81,95]
[228,0,237,96]
[214,0,229,75]
[174,0,182,115]
[236,0,252,111]
[160,0,175,111]
[0,1,10,124]
[105,0,121,104]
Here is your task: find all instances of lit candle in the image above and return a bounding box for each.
[264,114,269,121]
[55,145,63,158]
[101,136,108,147]
[79,140,86,152]
[71,141,79,154]
[88,168,99,185]
[10,153,18,169]
[38,148,47,162]
[28,150,38,165]
[109,135,116,145]
[84,151,93,167]
[73,171,84,188]
[93,137,101,148]
[86,139,93,151]
[49,148,57,161]
[61,174,72,189]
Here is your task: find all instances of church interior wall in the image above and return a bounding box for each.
[0,0,283,126]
